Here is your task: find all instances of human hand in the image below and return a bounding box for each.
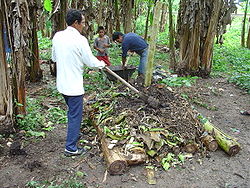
[99,49,105,53]
[103,44,109,48]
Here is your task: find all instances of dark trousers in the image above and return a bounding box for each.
[63,94,83,152]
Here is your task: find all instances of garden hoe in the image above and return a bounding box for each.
[104,67,168,108]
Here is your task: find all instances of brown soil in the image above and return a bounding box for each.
[0,65,249,188]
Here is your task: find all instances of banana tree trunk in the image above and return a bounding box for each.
[160,3,168,32]
[145,2,162,86]
[122,0,133,33]
[0,1,14,133]
[29,1,42,82]
[8,0,32,115]
[247,18,250,49]
[114,0,121,31]
[176,0,223,78]
[144,3,151,40]
[168,0,176,71]
[241,0,249,47]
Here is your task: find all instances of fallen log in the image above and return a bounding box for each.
[91,119,147,174]
[203,120,240,156]
[92,121,128,175]
[201,134,218,152]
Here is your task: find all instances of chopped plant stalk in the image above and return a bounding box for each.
[115,112,127,124]
[154,139,165,151]
[146,168,156,185]
[203,120,241,156]
[149,128,166,132]
[149,131,161,142]
[147,150,157,157]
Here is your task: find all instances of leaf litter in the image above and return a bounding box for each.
[85,78,207,172]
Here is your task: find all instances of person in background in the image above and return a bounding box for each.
[112,32,148,75]
[52,9,106,157]
[94,26,111,66]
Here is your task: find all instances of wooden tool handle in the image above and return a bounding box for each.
[104,67,140,93]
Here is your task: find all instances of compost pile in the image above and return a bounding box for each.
[86,78,206,174]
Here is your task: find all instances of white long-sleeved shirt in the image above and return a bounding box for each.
[52,26,105,96]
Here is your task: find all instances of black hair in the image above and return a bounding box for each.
[112,32,123,41]
[97,26,105,32]
[66,9,84,26]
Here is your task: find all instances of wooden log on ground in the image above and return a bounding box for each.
[203,120,240,156]
[201,134,218,152]
[92,121,128,175]
[91,118,147,174]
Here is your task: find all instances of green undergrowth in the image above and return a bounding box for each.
[159,76,198,87]
[16,86,67,138]
[213,17,250,93]
[38,31,52,60]
[26,176,86,188]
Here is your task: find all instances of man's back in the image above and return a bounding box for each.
[122,32,148,57]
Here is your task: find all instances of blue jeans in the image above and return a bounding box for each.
[138,48,148,74]
[63,95,83,152]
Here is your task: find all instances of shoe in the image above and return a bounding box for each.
[240,110,250,116]
[64,148,87,157]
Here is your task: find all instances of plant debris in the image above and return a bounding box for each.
[86,78,208,172]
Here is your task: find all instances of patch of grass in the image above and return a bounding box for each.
[26,177,86,188]
[159,76,199,87]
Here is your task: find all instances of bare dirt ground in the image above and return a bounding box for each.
[0,66,249,188]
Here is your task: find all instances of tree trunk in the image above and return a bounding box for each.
[122,0,133,33]
[216,0,237,46]
[114,0,121,31]
[176,0,228,78]
[8,0,31,115]
[52,0,67,38]
[168,0,176,71]
[247,17,250,49]
[145,2,162,86]
[0,1,14,133]
[29,0,43,82]
[96,0,104,27]
[241,0,249,47]
[105,0,114,37]
[144,3,151,40]
[160,3,168,32]
[82,0,95,40]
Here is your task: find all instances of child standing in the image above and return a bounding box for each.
[94,26,111,66]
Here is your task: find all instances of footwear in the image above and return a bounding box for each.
[240,110,250,116]
[64,148,87,157]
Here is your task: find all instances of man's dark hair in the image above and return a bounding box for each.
[97,26,105,32]
[112,32,123,41]
[66,9,84,26]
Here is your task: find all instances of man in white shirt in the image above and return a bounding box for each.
[52,9,105,157]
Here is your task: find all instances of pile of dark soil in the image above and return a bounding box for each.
[86,78,206,170]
